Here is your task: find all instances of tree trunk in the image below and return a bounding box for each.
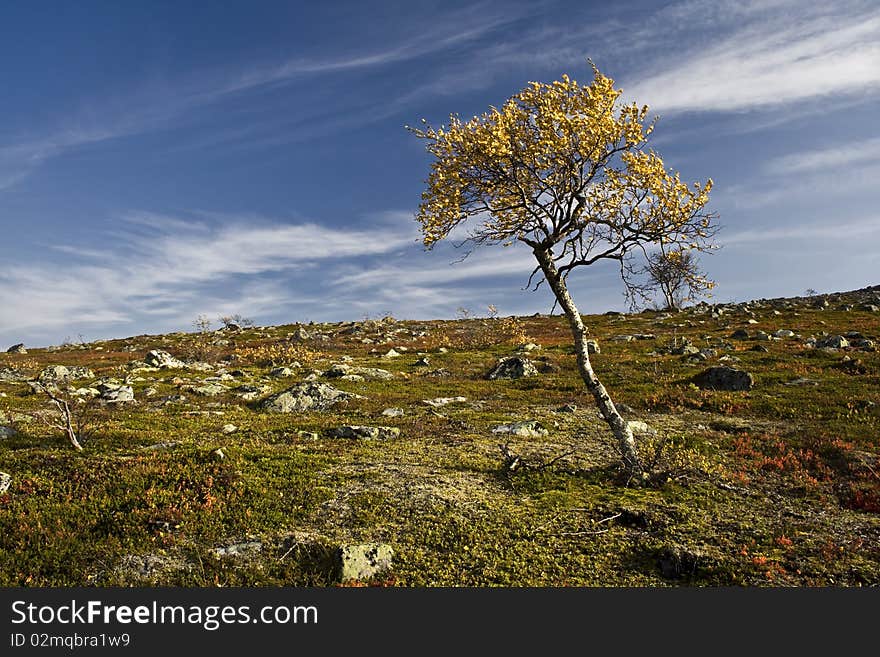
[533,247,642,477]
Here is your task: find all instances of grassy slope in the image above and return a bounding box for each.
[1,291,878,586]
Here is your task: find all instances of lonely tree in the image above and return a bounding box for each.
[409,65,718,477]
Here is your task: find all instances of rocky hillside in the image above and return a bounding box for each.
[0,285,878,586]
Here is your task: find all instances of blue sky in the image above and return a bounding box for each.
[1,0,878,347]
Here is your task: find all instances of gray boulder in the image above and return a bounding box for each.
[486,356,539,380]
[261,383,363,413]
[337,544,394,582]
[0,368,26,383]
[38,365,94,382]
[323,364,394,380]
[98,383,135,403]
[817,335,849,349]
[6,343,26,354]
[144,350,187,369]
[183,383,228,397]
[325,425,400,440]
[0,426,16,439]
[693,366,753,391]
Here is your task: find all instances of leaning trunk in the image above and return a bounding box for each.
[534,248,642,477]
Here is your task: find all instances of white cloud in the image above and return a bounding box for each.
[763,137,880,175]
[722,216,880,245]
[0,213,418,345]
[624,3,880,114]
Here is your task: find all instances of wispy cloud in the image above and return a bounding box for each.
[0,212,419,345]
[722,216,880,245]
[0,3,532,191]
[763,137,880,175]
[625,2,880,114]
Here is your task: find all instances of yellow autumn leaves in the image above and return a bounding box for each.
[409,64,713,250]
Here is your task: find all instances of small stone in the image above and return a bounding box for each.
[491,421,549,438]
[0,471,11,494]
[270,367,293,378]
[0,426,16,439]
[627,420,655,435]
[213,541,263,559]
[211,448,226,461]
[325,425,400,440]
[381,407,405,417]
[422,396,467,407]
[556,403,577,413]
[382,349,401,358]
[413,357,431,367]
[774,329,795,338]
[222,424,238,434]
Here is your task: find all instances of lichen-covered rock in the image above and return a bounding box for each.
[337,544,394,582]
[486,356,539,380]
[261,383,363,413]
[144,350,187,369]
[693,366,753,391]
[325,425,400,440]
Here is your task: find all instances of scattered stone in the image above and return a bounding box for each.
[183,383,228,397]
[491,421,549,438]
[626,420,655,435]
[6,343,26,354]
[658,545,705,579]
[98,383,135,403]
[291,327,312,341]
[517,343,542,352]
[692,366,753,391]
[213,541,263,559]
[747,319,759,324]
[325,425,400,440]
[754,331,771,341]
[222,424,238,434]
[38,365,94,382]
[611,335,634,342]
[850,338,875,351]
[486,356,539,380]
[0,426,16,439]
[0,368,27,383]
[556,403,577,413]
[144,350,187,369]
[270,367,293,378]
[750,344,769,352]
[382,349,401,358]
[774,329,795,338]
[212,448,226,461]
[862,304,879,312]
[422,396,467,407]
[0,471,11,494]
[337,544,394,582]
[261,382,364,414]
[817,335,849,349]
[324,364,394,380]
[784,378,820,386]
[381,407,405,417]
[296,431,320,440]
[413,357,431,367]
